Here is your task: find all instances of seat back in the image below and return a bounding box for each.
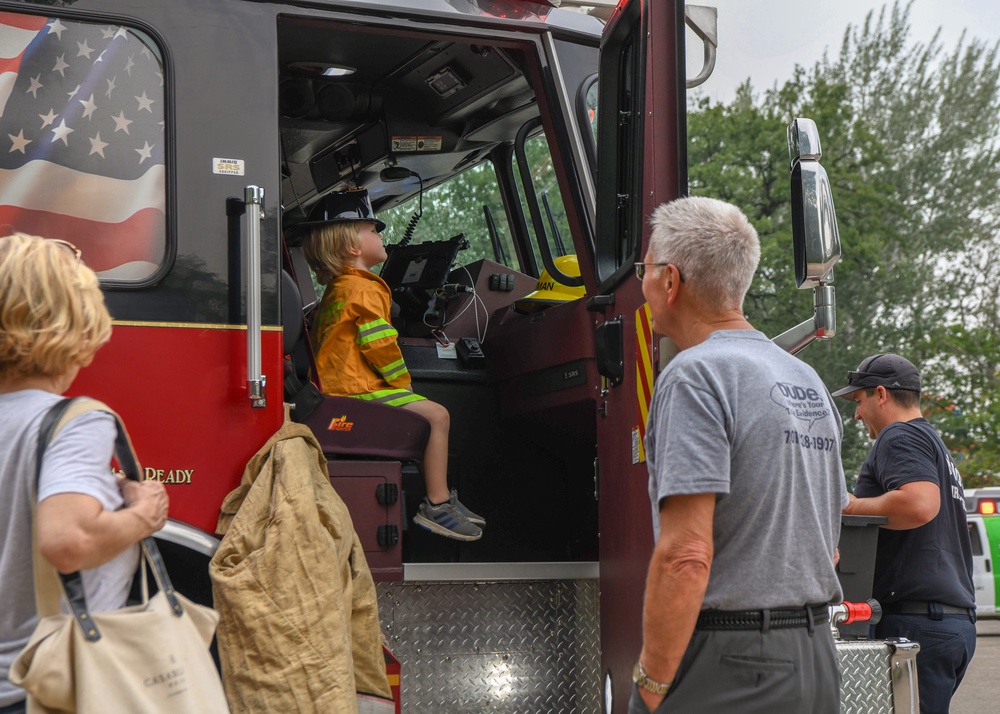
[281,268,304,354]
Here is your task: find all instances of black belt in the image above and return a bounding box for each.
[884,601,974,617]
[696,605,829,632]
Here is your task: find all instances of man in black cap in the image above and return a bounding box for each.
[834,353,976,713]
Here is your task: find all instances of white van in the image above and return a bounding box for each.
[966,488,1000,618]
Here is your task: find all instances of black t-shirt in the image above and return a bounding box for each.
[854,418,975,608]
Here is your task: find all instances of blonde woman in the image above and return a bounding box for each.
[0,234,168,714]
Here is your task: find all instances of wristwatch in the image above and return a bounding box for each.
[632,660,671,696]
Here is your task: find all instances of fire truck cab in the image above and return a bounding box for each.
[0,0,851,710]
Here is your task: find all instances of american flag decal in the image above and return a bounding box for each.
[0,12,165,280]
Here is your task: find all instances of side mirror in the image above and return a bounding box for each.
[772,118,841,355]
[788,118,841,288]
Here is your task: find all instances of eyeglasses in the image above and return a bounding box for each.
[50,239,81,264]
[634,262,685,282]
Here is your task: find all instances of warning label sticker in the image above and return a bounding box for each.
[391,136,442,152]
[213,157,245,175]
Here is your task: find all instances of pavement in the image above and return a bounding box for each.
[951,617,1000,713]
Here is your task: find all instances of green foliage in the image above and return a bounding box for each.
[689,1,1000,485]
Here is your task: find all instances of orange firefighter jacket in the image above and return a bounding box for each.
[311,266,411,396]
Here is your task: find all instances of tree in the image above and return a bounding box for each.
[688,1,1000,484]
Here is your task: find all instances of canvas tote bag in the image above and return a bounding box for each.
[10,398,231,714]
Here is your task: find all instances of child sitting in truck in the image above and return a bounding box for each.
[300,188,485,542]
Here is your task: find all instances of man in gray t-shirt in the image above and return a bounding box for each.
[629,197,847,714]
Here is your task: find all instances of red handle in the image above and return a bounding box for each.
[840,599,882,625]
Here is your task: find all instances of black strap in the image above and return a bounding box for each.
[285,369,326,422]
[34,397,75,492]
[281,239,325,415]
[34,398,184,641]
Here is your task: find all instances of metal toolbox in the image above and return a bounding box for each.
[837,637,920,714]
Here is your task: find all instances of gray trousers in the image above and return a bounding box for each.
[628,626,840,714]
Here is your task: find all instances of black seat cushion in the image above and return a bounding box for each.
[301,395,430,462]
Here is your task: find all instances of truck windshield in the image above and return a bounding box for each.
[377,160,515,267]
[376,128,571,280]
[512,131,573,273]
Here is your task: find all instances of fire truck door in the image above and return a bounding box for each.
[592,1,686,712]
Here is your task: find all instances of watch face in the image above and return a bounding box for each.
[603,670,614,714]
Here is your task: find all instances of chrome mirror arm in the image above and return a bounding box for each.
[685,5,718,88]
[772,285,836,355]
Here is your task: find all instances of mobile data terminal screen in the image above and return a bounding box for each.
[380,234,467,292]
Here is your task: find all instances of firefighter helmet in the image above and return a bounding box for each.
[513,255,585,313]
[292,188,386,235]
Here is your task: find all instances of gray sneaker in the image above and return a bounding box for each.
[450,489,486,526]
[414,498,483,541]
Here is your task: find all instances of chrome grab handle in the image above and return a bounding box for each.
[244,185,266,408]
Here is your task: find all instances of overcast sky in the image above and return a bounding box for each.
[687,0,1000,103]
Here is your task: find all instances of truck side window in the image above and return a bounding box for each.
[581,77,599,170]
[969,522,984,556]
[0,12,167,284]
[377,160,515,267]
[511,130,572,276]
[594,17,642,288]
[585,81,599,143]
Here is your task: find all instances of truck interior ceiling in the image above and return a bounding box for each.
[276,14,599,563]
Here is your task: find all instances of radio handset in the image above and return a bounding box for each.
[379,166,423,248]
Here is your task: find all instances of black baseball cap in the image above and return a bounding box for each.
[831,353,922,398]
[290,188,386,235]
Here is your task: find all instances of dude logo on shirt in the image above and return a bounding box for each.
[769,382,832,430]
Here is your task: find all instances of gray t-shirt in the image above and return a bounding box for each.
[0,390,138,706]
[645,330,847,610]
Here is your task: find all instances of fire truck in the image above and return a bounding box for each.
[0,0,907,711]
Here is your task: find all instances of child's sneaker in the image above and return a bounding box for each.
[450,489,486,526]
[414,498,483,541]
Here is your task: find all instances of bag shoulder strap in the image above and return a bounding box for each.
[32,398,184,638]
[35,397,115,492]
[31,397,104,621]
